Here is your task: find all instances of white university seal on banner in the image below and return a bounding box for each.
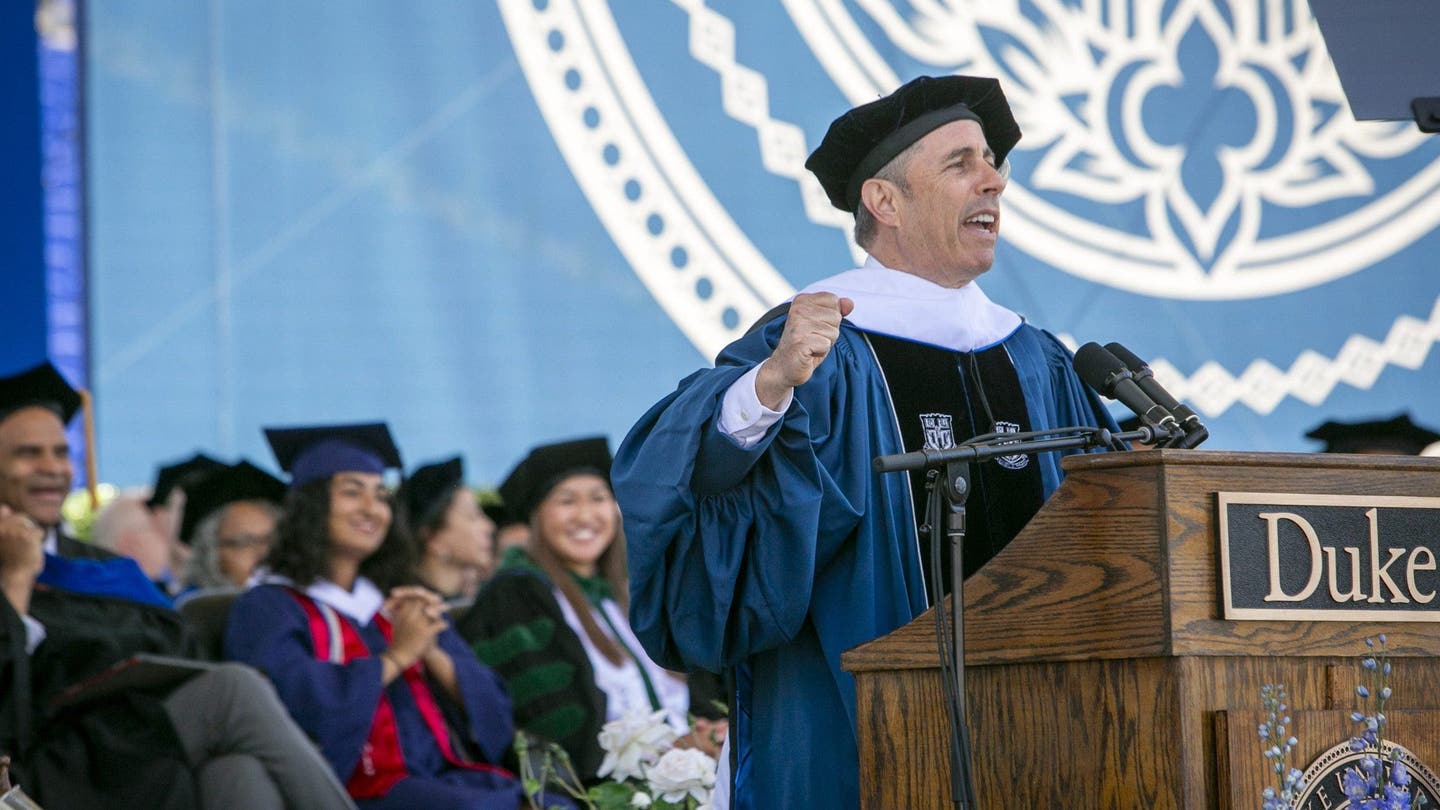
[499,0,1440,417]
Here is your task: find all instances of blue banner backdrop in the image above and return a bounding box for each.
[85,0,1440,487]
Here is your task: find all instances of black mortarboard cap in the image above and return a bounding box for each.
[147,452,227,508]
[805,75,1022,212]
[263,422,403,487]
[482,501,517,529]
[0,361,83,426]
[178,460,286,542]
[1304,412,1440,455]
[498,436,612,525]
[402,456,465,528]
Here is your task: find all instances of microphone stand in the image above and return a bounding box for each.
[937,458,975,809]
[874,423,1171,808]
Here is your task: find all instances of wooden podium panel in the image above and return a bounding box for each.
[843,450,1440,809]
[1218,709,1440,809]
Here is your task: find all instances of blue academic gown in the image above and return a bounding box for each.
[612,319,1116,810]
[225,584,525,810]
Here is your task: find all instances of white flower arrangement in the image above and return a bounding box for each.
[521,709,719,810]
[596,709,680,784]
[643,748,716,804]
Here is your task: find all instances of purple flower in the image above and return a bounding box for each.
[1344,766,1376,798]
[1391,758,1411,787]
[1382,783,1412,810]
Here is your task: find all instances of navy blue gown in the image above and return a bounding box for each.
[225,583,525,809]
[612,318,1116,809]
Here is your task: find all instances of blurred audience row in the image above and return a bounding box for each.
[0,361,723,810]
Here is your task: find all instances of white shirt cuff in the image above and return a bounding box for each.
[21,613,46,655]
[718,362,792,449]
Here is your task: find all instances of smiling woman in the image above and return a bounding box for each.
[223,422,535,810]
[458,436,721,786]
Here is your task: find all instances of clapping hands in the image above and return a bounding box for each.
[381,586,447,670]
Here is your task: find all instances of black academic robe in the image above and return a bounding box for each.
[0,586,196,809]
[459,568,610,782]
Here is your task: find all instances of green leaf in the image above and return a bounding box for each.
[587,781,637,810]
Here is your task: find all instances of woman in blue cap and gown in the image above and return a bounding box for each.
[224,422,527,809]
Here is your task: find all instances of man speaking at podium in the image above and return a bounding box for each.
[613,75,1117,809]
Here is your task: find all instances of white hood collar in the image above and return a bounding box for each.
[797,256,1021,352]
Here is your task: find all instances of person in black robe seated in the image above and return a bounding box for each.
[176,460,285,596]
[0,489,357,809]
[459,437,725,785]
[0,361,170,606]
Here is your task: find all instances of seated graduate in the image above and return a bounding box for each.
[0,498,356,810]
[398,457,496,607]
[459,437,721,784]
[0,361,168,606]
[224,422,526,810]
[177,460,285,596]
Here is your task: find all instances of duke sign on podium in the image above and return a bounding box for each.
[1220,493,1440,621]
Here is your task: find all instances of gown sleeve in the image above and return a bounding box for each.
[611,320,881,675]
[433,622,514,764]
[0,594,33,766]
[223,585,385,779]
[458,570,607,780]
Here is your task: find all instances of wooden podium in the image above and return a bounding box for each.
[841,450,1440,808]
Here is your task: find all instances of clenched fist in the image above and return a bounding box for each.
[755,292,855,409]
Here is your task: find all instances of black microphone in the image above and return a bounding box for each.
[1073,343,1182,442]
[1104,342,1209,449]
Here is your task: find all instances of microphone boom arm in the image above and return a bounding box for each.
[874,424,1145,473]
